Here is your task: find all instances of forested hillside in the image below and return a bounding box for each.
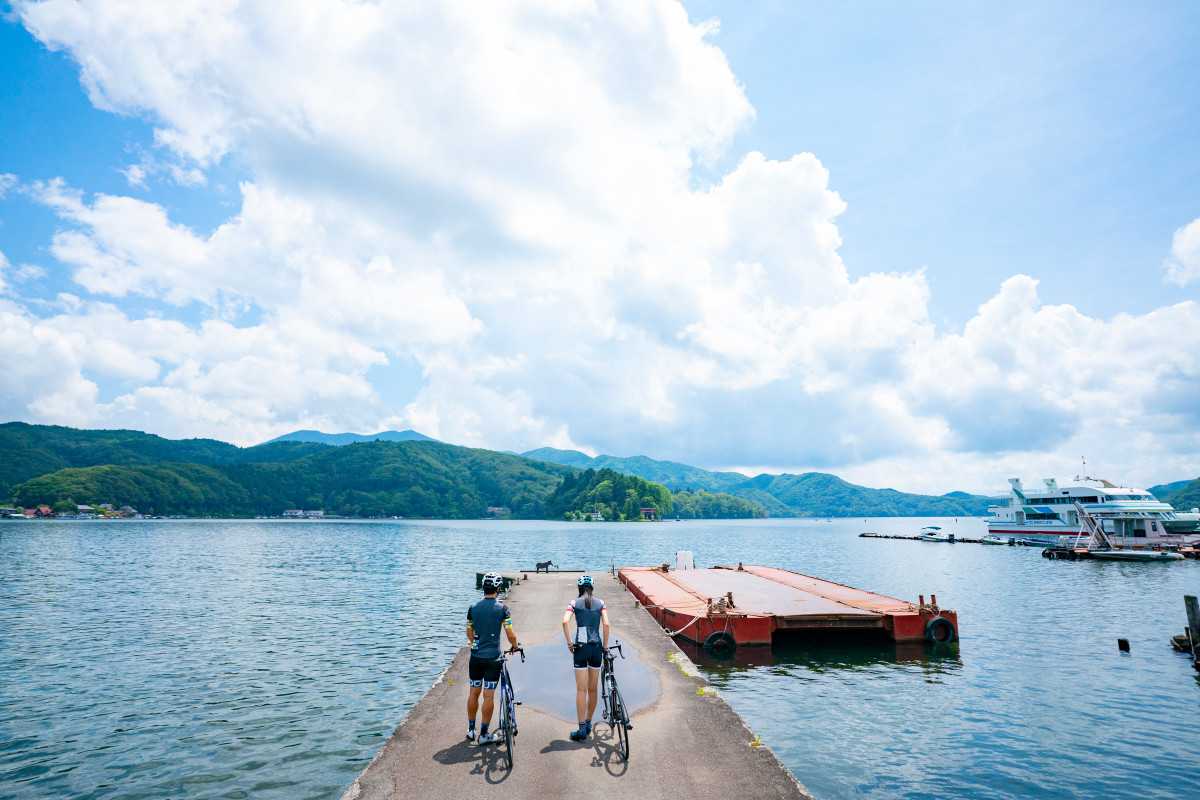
[1165,478,1200,511]
[11,439,573,519]
[521,448,747,492]
[524,446,990,517]
[734,472,989,517]
[4,422,994,519]
[0,422,324,498]
[542,467,766,520]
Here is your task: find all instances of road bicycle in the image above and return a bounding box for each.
[496,645,524,769]
[599,640,631,760]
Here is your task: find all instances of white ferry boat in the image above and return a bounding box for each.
[987,477,1200,549]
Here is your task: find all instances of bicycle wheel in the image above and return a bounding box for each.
[501,675,515,769]
[610,685,629,760]
[600,663,611,721]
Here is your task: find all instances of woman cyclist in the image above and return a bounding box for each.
[561,574,610,741]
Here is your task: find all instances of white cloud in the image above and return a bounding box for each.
[0,174,17,197]
[120,163,147,188]
[7,0,1200,492]
[1165,215,1200,286]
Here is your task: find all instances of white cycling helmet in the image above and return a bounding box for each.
[482,572,504,590]
[577,574,594,587]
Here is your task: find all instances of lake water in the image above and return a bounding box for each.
[2,518,1198,799]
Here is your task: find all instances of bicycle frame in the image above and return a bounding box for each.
[496,646,524,768]
[599,640,630,759]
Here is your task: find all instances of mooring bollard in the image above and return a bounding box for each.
[1185,595,1199,641]
[1118,638,1130,652]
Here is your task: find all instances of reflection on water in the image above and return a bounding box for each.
[676,632,962,675]
[508,637,659,722]
[3,517,1200,800]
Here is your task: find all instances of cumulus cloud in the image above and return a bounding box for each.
[7,0,1200,491]
[1165,215,1200,286]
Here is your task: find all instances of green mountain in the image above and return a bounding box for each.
[733,472,987,517]
[1165,478,1200,511]
[261,429,437,446]
[543,467,766,521]
[521,446,989,517]
[520,448,753,493]
[0,422,324,498]
[1149,479,1194,500]
[12,439,574,519]
[3,422,986,519]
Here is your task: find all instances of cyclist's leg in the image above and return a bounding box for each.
[481,685,496,727]
[585,665,600,720]
[573,664,588,723]
[584,643,603,722]
[467,684,482,719]
[467,656,485,737]
[479,659,502,735]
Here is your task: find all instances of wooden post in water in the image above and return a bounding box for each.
[1185,595,1200,641]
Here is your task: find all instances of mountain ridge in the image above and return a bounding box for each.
[260,429,437,446]
[522,447,991,516]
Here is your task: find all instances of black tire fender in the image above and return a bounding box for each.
[703,631,737,652]
[925,616,957,643]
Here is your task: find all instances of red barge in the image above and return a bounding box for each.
[618,564,958,649]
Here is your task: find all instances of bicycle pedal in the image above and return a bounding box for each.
[515,701,522,705]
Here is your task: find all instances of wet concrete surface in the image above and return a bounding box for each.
[508,634,660,723]
[340,570,812,800]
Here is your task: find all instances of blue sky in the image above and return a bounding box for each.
[1,1,1198,493]
[685,1,1200,324]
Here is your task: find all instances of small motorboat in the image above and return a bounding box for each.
[980,534,1008,545]
[919,526,951,542]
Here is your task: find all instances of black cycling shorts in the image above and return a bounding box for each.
[573,642,603,670]
[468,655,502,688]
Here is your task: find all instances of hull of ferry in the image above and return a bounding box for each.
[985,522,1078,546]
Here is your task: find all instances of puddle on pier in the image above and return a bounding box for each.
[508,636,660,722]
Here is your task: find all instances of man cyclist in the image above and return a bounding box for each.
[561,574,610,741]
[467,572,519,744]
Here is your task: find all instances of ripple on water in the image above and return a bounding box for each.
[2,518,1200,800]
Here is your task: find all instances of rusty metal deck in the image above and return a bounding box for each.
[619,564,958,646]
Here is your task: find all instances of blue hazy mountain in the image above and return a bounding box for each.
[521,447,991,517]
[261,429,437,446]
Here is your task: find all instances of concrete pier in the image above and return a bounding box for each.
[340,570,812,800]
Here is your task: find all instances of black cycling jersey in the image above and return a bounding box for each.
[567,596,606,645]
[467,596,511,659]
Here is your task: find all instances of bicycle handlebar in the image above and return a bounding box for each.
[505,645,526,662]
[605,641,625,659]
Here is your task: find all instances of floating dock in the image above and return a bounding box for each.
[619,564,959,648]
[341,570,812,800]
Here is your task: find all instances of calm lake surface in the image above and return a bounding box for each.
[2,518,1199,799]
